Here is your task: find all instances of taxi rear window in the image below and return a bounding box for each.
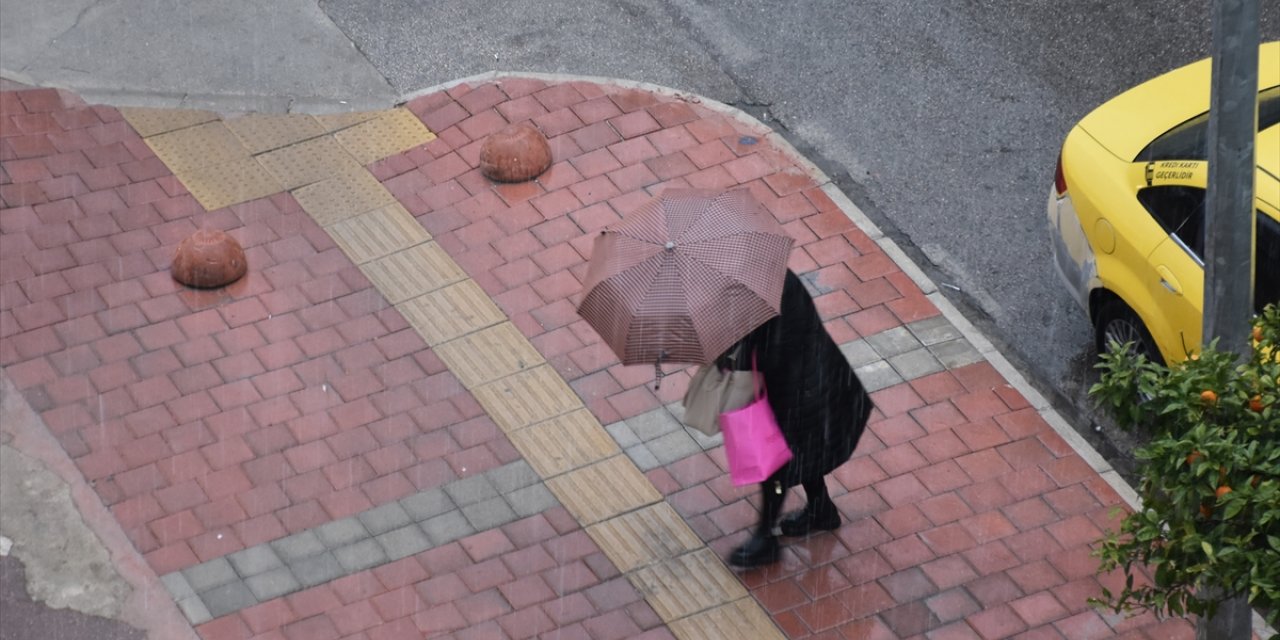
[1135,86,1280,162]
[1258,213,1280,312]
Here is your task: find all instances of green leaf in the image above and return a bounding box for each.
[1084,303,1280,623]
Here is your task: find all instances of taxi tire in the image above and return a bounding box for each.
[1095,299,1164,366]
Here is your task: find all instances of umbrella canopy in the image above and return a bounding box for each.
[576,188,794,366]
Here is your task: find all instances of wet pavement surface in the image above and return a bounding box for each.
[0,77,1218,638]
[0,556,145,640]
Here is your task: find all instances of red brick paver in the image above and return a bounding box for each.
[194,509,672,640]
[373,78,1196,639]
[1,90,512,577]
[1,79,1204,640]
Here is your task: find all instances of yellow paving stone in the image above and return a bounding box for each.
[327,203,430,264]
[472,365,582,433]
[225,113,327,154]
[333,107,436,165]
[291,168,396,227]
[145,121,252,174]
[313,110,383,133]
[545,455,661,526]
[628,548,748,622]
[509,409,618,477]
[668,598,786,640]
[177,157,283,211]
[359,242,465,304]
[256,136,363,190]
[586,503,703,573]
[395,280,505,346]
[434,323,544,388]
[120,106,219,138]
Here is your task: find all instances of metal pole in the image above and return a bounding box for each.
[1199,0,1258,638]
[1202,0,1258,357]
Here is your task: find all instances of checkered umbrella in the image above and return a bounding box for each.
[576,188,794,367]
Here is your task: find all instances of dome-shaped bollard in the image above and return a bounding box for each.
[479,123,552,183]
[171,229,247,289]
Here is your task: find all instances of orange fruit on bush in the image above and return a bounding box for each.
[1216,485,1232,499]
[1200,504,1213,518]
[1250,395,1265,412]
[1200,390,1218,404]
[1186,451,1203,466]
[1255,325,1264,342]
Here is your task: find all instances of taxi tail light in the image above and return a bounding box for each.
[1054,152,1064,194]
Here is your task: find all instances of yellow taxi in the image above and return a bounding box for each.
[1048,41,1280,365]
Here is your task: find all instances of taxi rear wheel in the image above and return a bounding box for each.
[1095,299,1164,366]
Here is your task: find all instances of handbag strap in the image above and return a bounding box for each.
[750,349,766,401]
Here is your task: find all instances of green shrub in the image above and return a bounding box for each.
[1089,304,1279,633]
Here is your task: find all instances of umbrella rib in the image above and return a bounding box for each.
[621,251,696,362]
[675,253,753,363]
[622,249,670,350]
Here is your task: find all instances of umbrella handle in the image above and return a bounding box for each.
[653,350,668,391]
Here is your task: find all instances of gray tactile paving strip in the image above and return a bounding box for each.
[160,460,552,624]
[161,319,980,624]
[617,319,985,470]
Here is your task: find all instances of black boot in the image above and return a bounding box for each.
[730,481,784,568]
[780,477,841,536]
[779,508,841,536]
[728,531,779,568]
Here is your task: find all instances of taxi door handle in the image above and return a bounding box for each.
[1156,266,1182,295]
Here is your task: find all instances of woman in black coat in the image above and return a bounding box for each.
[717,269,874,568]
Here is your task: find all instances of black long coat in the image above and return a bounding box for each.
[718,270,873,488]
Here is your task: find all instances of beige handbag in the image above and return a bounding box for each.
[681,363,757,436]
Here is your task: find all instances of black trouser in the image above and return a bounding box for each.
[757,477,832,535]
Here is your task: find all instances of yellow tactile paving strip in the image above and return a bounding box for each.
[179,158,283,210]
[256,136,362,190]
[327,203,430,264]
[224,113,326,154]
[670,598,786,640]
[631,548,749,619]
[313,110,381,133]
[146,121,252,174]
[472,365,583,433]
[123,107,431,212]
[292,168,398,226]
[587,503,703,572]
[433,323,545,387]
[545,455,662,525]
[332,108,436,165]
[509,409,620,477]
[120,106,219,137]
[396,281,506,345]
[359,242,466,304]
[136,105,784,640]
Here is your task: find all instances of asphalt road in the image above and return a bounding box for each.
[0,557,143,640]
[318,0,1280,475]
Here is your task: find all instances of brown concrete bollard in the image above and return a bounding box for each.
[170,229,247,289]
[479,123,552,183]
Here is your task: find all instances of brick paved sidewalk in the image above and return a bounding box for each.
[0,77,1205,639]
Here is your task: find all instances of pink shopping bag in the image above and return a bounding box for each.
[718,353,792,486]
